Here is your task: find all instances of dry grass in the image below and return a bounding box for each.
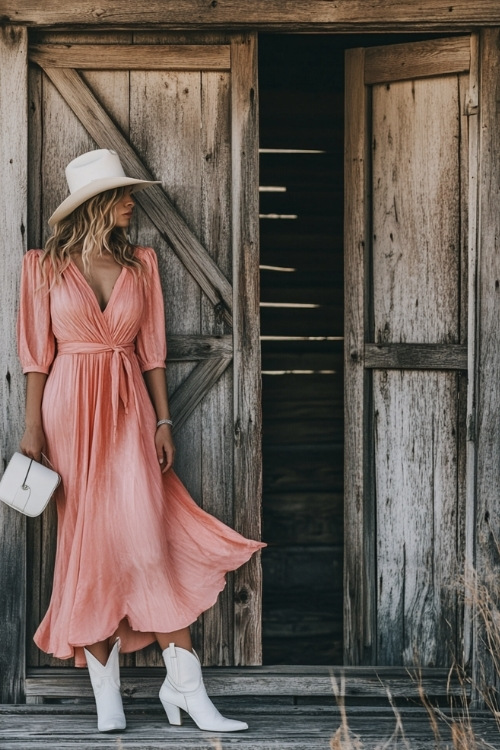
[330,562,500,749]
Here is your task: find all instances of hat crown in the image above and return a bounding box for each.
[65,149,126,195]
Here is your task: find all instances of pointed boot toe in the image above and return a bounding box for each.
[160,643,249,732]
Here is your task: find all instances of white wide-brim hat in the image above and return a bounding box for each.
[48,148,161,226]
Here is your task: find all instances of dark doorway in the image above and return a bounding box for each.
[259,36,345,665]
[258,33,447,665]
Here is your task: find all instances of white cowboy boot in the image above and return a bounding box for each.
[159,643,248,732]
[84,638,126,732]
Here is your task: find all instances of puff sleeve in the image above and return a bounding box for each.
[135,247,167,372]
[17,250,56,375]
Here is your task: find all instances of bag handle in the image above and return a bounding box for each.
[40,453,56,470]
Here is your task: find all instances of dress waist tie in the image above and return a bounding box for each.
[57,341,136,438]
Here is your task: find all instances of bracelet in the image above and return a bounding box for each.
[156,418,173,428]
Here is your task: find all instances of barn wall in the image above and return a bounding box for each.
[0,26,28,703]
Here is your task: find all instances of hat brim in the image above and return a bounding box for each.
[48,177,161,227]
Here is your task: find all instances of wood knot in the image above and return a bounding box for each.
[214,301,225,324]
[235,587,250,604]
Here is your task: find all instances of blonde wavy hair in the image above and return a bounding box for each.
[40,187,143,283]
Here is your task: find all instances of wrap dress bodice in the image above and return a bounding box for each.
[17,247,265,667]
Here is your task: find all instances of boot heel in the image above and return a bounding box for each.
[161,699,182,726]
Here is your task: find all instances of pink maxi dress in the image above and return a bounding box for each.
[17,246,265,667]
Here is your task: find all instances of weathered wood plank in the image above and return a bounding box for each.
[371,58,468,669]
[167,334,232,361]
[260,307,343,339]
[38,65,233,324]
[3,710,499,750]
[266,540,342,582]
[263,445,343,494]
[372,74,461,346]
[374,371,463,666]
[29,43,231,69]
[262,417,342,446]
[364,343,468,370]
[463,33,479,670]
[264,493,343,545]
[365,36,471,84]
[0,24,28,703]
[231,34,263,666]
[24,665,470,699]
[169,357,232,434]
[2,0,500,30]
[199,68,234,666]
[26,46,44,672]
[344,47,375,666]
[473,27,500,706]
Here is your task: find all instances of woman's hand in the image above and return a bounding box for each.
[19,424,47,462]
[155,424,175,473]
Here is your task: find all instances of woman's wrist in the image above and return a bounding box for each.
[156,418,173,429]
[24,420,44,431]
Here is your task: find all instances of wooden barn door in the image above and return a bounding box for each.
[344,36,478,667]
[26,31,261,672]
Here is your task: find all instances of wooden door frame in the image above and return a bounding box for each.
[343,34,479,668]
[2,20,500,704]
[1,0,500,30]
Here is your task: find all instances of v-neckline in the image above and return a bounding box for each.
[69,259,126,314]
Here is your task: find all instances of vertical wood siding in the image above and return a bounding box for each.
[0,26,28,702]
[474,27,500,704]
[344,47,375,665]
[345,36,473,668]
[372,73,466,665]
[374,370,464,665]
[372,76,461,346]
[231,35,263,665]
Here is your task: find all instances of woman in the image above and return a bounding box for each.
[17,148,265,733]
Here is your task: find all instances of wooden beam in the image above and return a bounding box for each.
[1,1,500,30]
[24,665,470,699]
[39,65,233,325]
[463,32,480,670]
[231,34,263,666]
[169,357,231,433]
[344,47,376,666]
[167,334,232,361]
[365,37,471,84]
[0,25,28,704]
[364,343,468,370]
[473,28,500,709]
[29,44,231,70]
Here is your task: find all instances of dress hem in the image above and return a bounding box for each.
[33,542,265,666]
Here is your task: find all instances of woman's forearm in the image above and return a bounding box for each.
[143,367,175,472]
[25,372,48,427]
[20,372,48,460]
[142,367,171,422]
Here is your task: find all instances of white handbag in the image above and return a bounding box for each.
[0,452,61,517]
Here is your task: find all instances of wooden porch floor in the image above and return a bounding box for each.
[2,666,500,748]
[1,703,500,749]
